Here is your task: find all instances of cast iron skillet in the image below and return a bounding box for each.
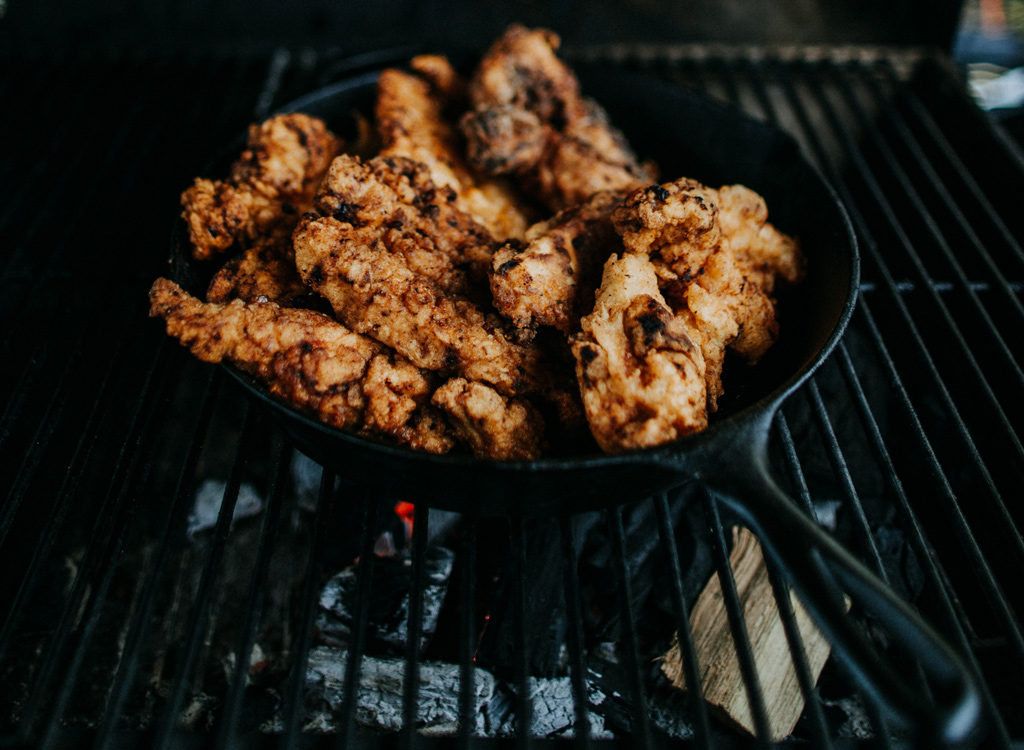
[169,63,982,744]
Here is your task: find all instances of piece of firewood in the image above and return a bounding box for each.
[661,526,836,741]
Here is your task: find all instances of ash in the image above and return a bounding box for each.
[296,646,611,739]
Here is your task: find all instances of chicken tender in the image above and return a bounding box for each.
[149,278,453,452]
[432,377,545,460]
[716,184,804,293]
[571,254,707,452]
[182,113,342,260]
[205,234,315,307]
[490,191,623,334]
[377,57,534,241]
[612,181,721,282]
[616,177,788,409]
[362,352,456,454]
[294,154,544,396]
[460,25,652,212]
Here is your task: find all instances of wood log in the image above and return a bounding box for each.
[661,526,836,741]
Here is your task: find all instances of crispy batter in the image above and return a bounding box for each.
[489,191,623,334]
[377,58,534,242]
[571,254,707,452]
[182,113,342,260]
[206,234,314,306]
[612,180,721,282]
[294,154,546,396]
[362,352,456,453]
[432,377,545,460]
[311,153,495,291]
[149,278,453,452]
[461,24,652,212]
[668,249,778,410]
[716,184,804,294]
[615,177,787,410]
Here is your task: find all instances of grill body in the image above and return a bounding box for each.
[1,9,1023,748]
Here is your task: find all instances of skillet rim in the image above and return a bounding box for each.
[169,62,860,473]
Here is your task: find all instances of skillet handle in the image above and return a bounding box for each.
[705,449,982,746]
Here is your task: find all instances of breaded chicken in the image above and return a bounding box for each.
[362,352,456,454]
[665,249,778,410]
[571,254,707,452]
[432,377,545,459]
[460,25,653,212]
[182,113,342,260]
[310,153,494,291]
[715,184,804,293]
[490,190,623,334]
[377,56,535,241]
[293,154,544,396]
[614,177,789,409]
[205,234,315,307]
[612,181,721,283]
[149,279,453,452]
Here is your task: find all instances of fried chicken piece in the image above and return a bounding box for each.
[362,352,456,454]
[182,113,342,260]
[432,377,545,460]
[715,184,804,294]
[149,279,453,452]
[571,254,707,452]
[612,181,721,282]
[294,155,543,396]
[205,234,315,307]
[614,177,785,410]
[377,57,534,242]
[310,153,494,292]
[460,25,653,212]
[490,190,623,334]
[666,249,778,410]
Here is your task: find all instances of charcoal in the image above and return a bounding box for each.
[187,479,264,537]
[315,546,455,654]
[302,646,610,738]
[475,517,568,679]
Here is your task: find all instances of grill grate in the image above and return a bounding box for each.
[1,43,1023,748]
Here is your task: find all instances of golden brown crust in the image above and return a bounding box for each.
[431,377,545,460]
[571,254,707,453]
[295,154,552,397]
[461,24,653,212]
[182,113,342,261]
[614,177,794,410]
[489,190,623,334]
[377,60,535,242]
[715,184,805,294]
[205,234,314,307]
[149,278,453,453]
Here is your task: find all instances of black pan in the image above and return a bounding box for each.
[168,62,982,744]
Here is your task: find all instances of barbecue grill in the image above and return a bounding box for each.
[2,1,1023,747]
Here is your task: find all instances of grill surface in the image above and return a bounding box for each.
[1,42,1023,748]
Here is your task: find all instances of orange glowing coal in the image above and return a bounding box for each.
[394,501,415,541]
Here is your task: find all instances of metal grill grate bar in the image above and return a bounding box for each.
[701,495,774,745]
[457,518,478,749]
[832,343,1014,746]
[400,503,430,750]
[212,439,292,746]
[332,493,381,748]
[277,469,336,747]
[151,403,255,749]
[862,66,1024,318]
[558,514,594,748]
[878,60,1024,272]
[762,60,1024,634]
[653,495,713,750]
[855,296,1024,666]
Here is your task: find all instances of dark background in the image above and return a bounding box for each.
[0,0,965,55]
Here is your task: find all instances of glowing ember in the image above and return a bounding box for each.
[394,501,415,541]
